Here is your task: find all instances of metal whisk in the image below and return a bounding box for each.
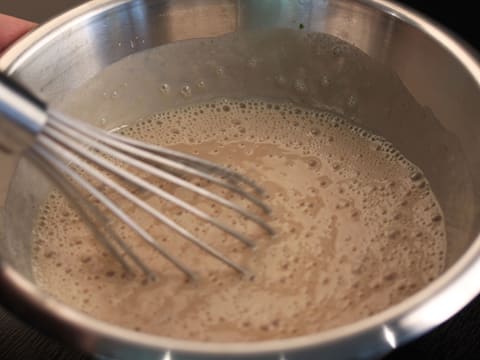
[0,72,273,280]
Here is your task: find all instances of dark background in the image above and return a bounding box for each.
[0,0,479,359]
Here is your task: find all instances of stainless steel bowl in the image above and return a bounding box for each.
[1,1,480,359]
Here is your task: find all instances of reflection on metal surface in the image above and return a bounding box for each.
[400,247,480,334]
[382,325,397,349]
[161,350,172,360]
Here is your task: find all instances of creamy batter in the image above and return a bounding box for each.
[32,98,446,342]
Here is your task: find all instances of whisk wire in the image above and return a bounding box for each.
[36,131,251,276]
[51,111,264,195]
[32,141,198,279]
[51,114,273,229]
[51,111,271,214]
[27,150,157,279]
[44,119,273,240]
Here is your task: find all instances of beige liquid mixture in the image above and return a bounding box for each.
[32,98,446,342]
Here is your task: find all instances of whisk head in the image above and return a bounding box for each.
[27,110,274,280]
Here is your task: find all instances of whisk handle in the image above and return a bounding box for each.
[0,72,48,153]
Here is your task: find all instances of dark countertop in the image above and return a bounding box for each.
[1,1,479,359]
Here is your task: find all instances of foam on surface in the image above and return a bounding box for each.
[32,98,446,342]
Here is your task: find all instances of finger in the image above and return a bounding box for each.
[0,14,36,53]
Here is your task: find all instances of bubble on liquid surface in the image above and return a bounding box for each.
[181,85,192,97]
[160,83,170,94]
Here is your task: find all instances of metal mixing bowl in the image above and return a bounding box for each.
[1,0,480,359]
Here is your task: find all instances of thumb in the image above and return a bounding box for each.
[0,14,36,53]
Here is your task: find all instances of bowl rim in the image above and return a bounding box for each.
[1,0,480,356]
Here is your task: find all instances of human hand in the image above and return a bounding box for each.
[0,14,36,53]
